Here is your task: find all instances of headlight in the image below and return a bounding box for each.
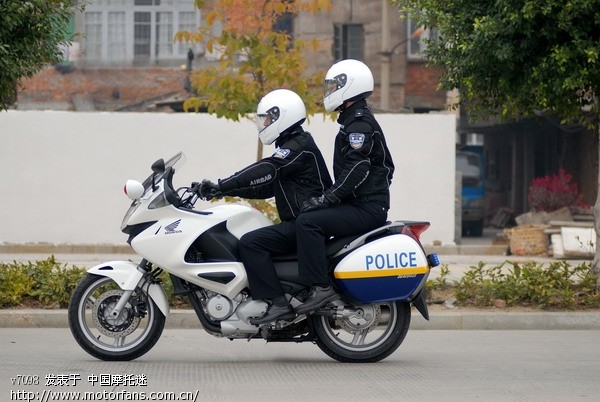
[124,179,144,200]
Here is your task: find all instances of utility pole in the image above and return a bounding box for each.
[380,0,392,111]
[380,2,425,112]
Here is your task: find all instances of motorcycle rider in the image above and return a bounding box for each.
[197,88,333,324]
[294,59,395,314]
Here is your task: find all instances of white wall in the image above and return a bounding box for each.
[0,111,456,246]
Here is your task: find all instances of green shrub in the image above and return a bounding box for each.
[426,264,450,291]
[0,256,87,308]
[0,257,192,309]
[0,261,36,306]
[453,261,600,309]
[28,256,87,308]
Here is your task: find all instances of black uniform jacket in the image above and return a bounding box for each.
[327,100,395,209]
[218,127,333,221]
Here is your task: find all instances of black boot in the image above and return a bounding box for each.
[249,303,295,325]
[295,286,339,314]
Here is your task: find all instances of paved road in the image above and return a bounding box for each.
[1,328,599,401]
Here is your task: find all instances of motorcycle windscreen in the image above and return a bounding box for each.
[333,234,429,303]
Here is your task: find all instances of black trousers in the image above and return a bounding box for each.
[239,221,297,300]
[240,203,387,301]
[295,202,388,287]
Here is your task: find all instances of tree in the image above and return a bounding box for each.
[0,0,78,110]
[397,0,600,277]
[177,0,332,161]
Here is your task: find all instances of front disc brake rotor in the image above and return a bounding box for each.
[92,289,141,338]
[339,304,381,334]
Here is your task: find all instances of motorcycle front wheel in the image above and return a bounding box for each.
[311,301,411,363]
[68,274,165,361]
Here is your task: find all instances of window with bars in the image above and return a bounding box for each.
[178,11,196,56]
[407,15,438,60]
[156,12,173,57]
[82,0,199,64]
[333,24,364,61]
[84,12,103,60]
[108,12,126,60]
[134,12,151,59]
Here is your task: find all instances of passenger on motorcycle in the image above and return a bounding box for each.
[294,59,396,314]
[196,89,333,324]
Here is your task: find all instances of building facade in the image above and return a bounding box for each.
[16,0,446,114]
[16,1,593,227]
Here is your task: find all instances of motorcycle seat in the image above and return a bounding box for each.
[270,234,360,262]
[271,222,398,262]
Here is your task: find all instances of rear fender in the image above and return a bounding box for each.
[87,261,169,317]
[411,288,430,321]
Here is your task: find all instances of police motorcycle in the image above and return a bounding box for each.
[68,152,439,363]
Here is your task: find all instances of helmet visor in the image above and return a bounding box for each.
[254,106,280,133]
[324,73,347,98]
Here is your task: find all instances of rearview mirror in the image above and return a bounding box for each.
[151,158,166,174]
[151,159,166,191]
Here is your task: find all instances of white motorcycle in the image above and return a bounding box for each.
[68,152,439,363]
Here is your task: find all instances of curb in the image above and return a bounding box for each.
[2,309,599,331]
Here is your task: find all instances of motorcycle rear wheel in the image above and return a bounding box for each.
[312,301,410,363]
[68,274,165,361]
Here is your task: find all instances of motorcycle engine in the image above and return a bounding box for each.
[204,293,234,321]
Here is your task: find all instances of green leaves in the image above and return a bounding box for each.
[0,0,78,110]
[182,0,330,123]
[451,260,600,309]
[0,263,36,306]
[396,0,600,128]
[0,256,86,308]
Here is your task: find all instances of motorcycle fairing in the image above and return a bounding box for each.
[87,261,170,317]
[333,234,430,303]
[126,203,272,297]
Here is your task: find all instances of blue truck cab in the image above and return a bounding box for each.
[456,148,485,236]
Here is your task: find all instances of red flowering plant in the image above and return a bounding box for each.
[527,169,585,212]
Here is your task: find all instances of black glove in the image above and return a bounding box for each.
[198,179,222,201]
[300,192,340,213]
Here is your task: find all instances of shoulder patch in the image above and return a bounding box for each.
[349,133,365,149]
[274,148,291,158]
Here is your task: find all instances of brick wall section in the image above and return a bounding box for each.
[405,62,446,110]
[17,63,444,112]
[18,67,187,110]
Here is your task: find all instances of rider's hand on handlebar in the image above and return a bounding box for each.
[197,179,222,201]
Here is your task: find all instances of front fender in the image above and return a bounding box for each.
[87,261,169,318]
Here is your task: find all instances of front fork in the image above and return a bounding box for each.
[87,258,170,318]
[109,290,134,319]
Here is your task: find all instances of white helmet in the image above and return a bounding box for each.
[255,89,307,145]
[323,59,374,112]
